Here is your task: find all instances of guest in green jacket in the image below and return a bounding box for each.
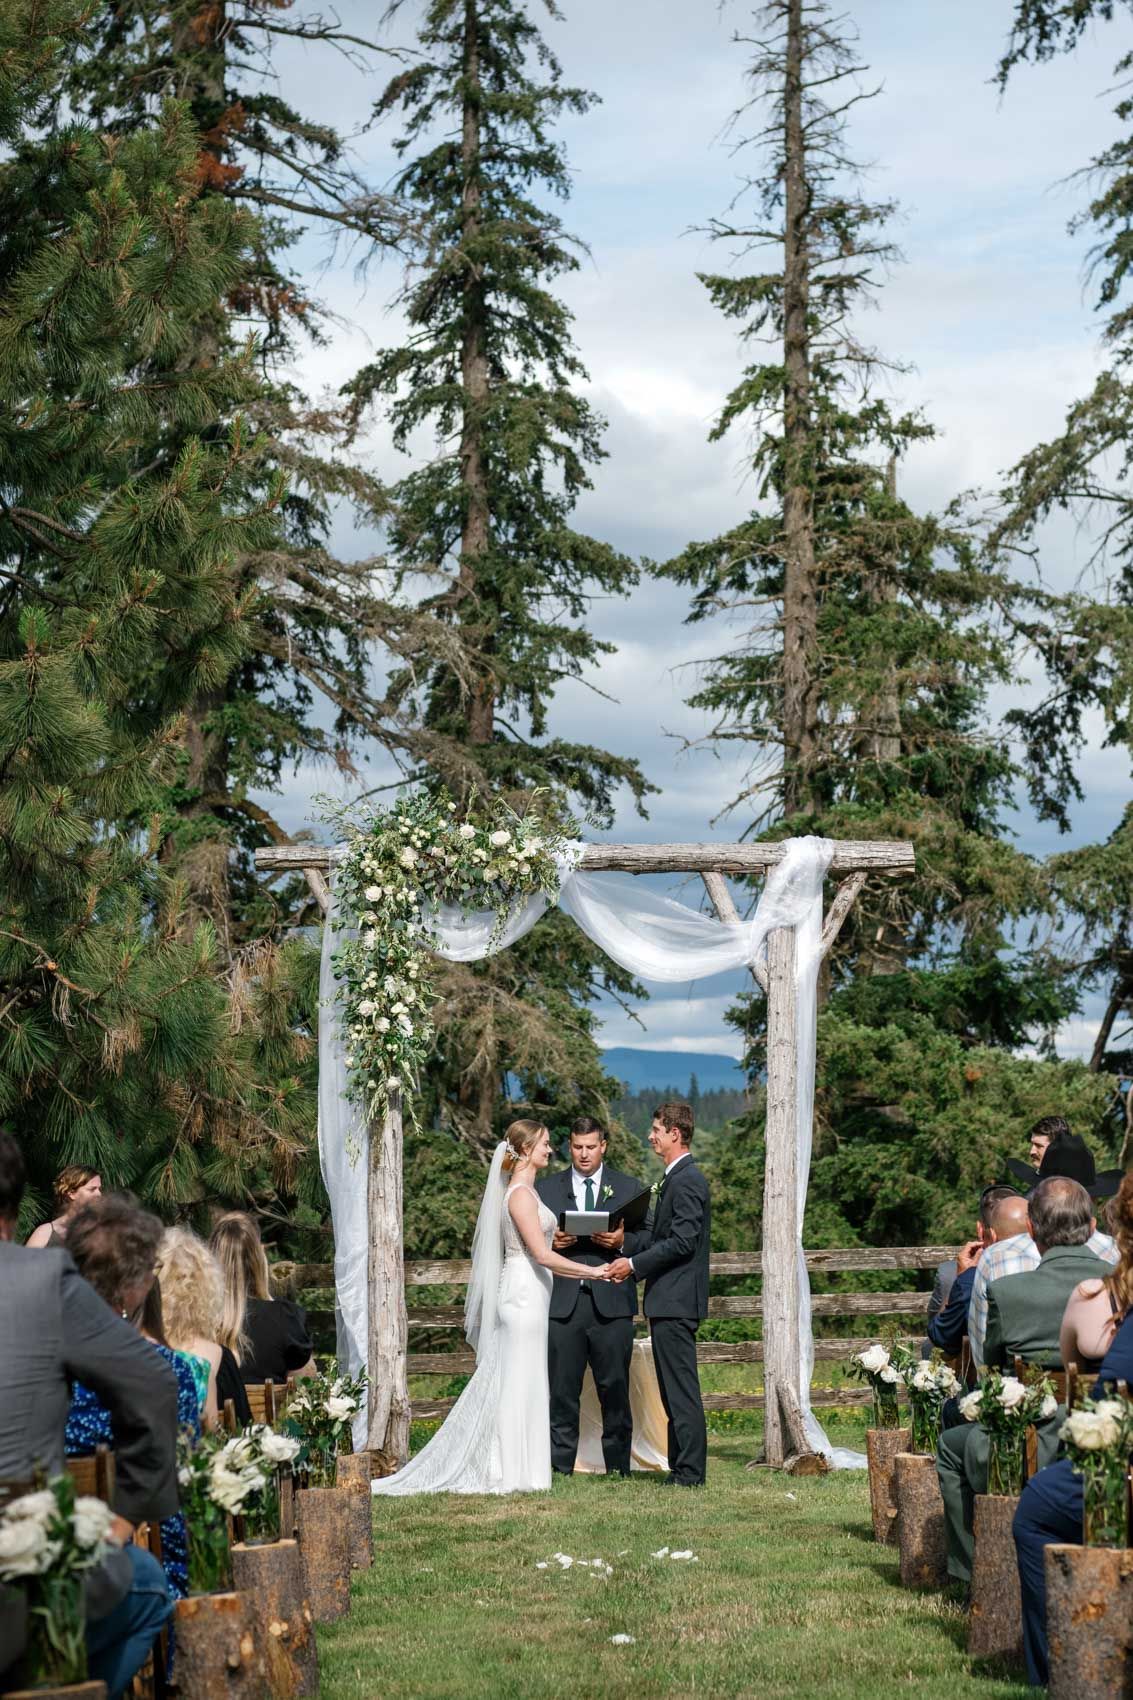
[935,1176,1108,1585]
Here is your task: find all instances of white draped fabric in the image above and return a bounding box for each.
[317,835,863,1466]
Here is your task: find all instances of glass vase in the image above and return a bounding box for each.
[242,1475,281,1546]
[910,1402,941,1457]
[872,1388,900,1430]
[987,1430,1026,1497]
[24,1573,87,1688]
[304,1442,338,1489]
[187,1505,233,1595]
[1082,1462,1129,1549]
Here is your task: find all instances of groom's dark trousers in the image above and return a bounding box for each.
[630,1153,711,1486]
[536,1165,646,1475]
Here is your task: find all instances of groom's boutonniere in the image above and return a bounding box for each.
[600,1183,614,1204]
[650,1178,663,1200]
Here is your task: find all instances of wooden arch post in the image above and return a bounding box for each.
[256,836,914,1471]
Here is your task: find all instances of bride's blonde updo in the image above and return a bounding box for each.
[501,1119,548,1173]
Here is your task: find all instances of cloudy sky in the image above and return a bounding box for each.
[257,0,1131,1059]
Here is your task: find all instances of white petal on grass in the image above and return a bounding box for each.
[651,1546,670,1558]
[609,1634,636,1646]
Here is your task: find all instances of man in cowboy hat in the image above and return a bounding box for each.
[967,1130,1121,1371]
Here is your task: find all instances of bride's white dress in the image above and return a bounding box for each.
[372,1182,554,1496]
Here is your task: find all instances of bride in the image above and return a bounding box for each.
[372,1118,612,1496]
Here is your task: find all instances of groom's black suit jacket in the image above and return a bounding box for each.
[535,1165,651,1321]
[631,1153,710,1320]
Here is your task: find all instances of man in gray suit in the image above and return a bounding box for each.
[0,1133,175,1699]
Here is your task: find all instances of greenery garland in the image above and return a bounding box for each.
[323,791,572,1122]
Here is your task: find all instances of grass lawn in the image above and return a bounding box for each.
[316,1420,1036,1700]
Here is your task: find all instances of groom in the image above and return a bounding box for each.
[609,1101,710,1487]
[536,1116,648,1476]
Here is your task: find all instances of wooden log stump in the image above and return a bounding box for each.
[866,1426,912,1545]
[172,1591,264,1700]
[336,1453,375,1570]
[295,1487,352,1623]
[1046,1544,1133,1700]
[968,1495,1023,1665]
[1,1686,106,1699]
[232,1540,318,1700]
[894,1452,949,1589]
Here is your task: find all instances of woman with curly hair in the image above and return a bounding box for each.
[156,1227,251,1428]
[26,1164,102,1247]
[1060,1170,1133,1373]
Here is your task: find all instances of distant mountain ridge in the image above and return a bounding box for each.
[601,1046,745,1094]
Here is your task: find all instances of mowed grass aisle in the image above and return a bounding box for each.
[317,1429,1036,1700]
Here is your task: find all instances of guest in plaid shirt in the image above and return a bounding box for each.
[969,1132,1121,1368]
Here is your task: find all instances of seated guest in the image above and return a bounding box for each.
[157,1226,251,1428]
[0,1133,174,1700]
[25,1163,102,1248]
[210,1211,316,1385]
[936,1176,1110,1587]
[1014,1302,1133,1686]
[66,1198,200,1603]
[928,1188,1028,1358]
[1059,1172,1133,1376]
[969,1133,1119,1369]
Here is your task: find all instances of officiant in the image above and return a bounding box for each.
[536,1117,651,1476]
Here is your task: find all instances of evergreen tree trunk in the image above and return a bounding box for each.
[781,0,820,817]
[459,0,495,752]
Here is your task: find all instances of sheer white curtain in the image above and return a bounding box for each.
[316,835,863,1466]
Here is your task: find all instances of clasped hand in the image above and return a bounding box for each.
[587,1261,632,1283]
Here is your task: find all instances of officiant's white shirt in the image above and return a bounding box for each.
[571,1163,604,1211]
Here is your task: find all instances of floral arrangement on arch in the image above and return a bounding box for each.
[323,790,572,1120]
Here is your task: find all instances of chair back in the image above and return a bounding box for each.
[1016,1359,1079,1480]
[244,1379,278,1424]
[65,1444,116,1503]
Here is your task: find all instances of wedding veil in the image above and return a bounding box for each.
[463,1141,508,1362]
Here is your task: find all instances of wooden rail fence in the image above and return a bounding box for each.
[271,1246,946,1422]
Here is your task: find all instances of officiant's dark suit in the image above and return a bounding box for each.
[536,1133,650,1476]
[624,1130,711,1487]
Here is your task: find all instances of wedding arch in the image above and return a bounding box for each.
[255,833,914,1471]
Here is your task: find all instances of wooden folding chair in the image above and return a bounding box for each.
[1016,1358,1076,1480]
[64,1443,116,1504]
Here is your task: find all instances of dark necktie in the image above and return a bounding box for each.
[584,1175,595,1210]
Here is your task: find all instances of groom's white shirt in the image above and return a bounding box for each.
[570,1163,603,1211]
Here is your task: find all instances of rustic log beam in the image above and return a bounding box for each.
[270,1246,956,1290]
[820,871,867,958]
[699,870,769,993]
[760,924,800,1468]
[254,839,915,876]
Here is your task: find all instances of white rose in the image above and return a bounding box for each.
[362,930,377,948]
[1095,1399,1127,1424]
[935,1366,961,1397]
[1062,1411,1112,1451]
[855,1344,889,1375]
[404,988,416,1005]
[72,1497,114,1551]
[525,838,543,855]
[325,1395,357,1421]
[258,1432,302,1466]
[910,1366,937,1393]
[458,823,477,840]
[383,977,399,994]
[489,830,511,847]
[178,1465,194,1487]
[1039,1394,1059,1420]
[997,1377,1027,1411]
[377,1017,390,1033]
[0,1517,52,1578]
[5,1491,56,1522]
[879,1365,901,1385]
[357,999,376,1017]
[210,1464,265,1513]
[958,1391,983,1423]
[364,885,382,901]
[399,847,418,868]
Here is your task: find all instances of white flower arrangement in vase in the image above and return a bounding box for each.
[1061,1395,1133,1547]
[0,1476,114,1687]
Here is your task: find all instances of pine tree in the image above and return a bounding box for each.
[665,0,1041,990]
[344,0,653,1150]
[991,1,1133,1077]
[0,3,316,1226]
[55,0,465,949]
